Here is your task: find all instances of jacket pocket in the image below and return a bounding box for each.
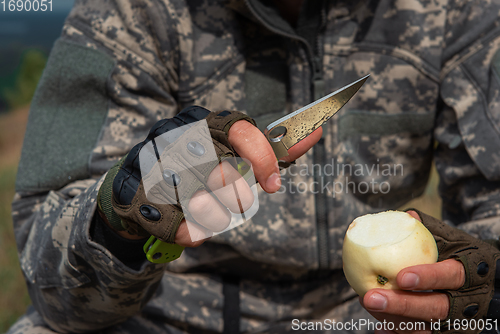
[334,109,436,209]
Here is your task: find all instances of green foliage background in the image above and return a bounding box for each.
[2,49,47,110]
[0,49,46,332]
[0,165,31,331]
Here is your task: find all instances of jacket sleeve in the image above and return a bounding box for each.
[12,0,183,331]
[435,0,500,238]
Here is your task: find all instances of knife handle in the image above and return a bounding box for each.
[144,236,185,264]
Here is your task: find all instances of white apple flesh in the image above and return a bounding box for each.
[342,211,438,297]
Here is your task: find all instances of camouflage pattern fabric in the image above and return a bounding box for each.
[8,0,500,333]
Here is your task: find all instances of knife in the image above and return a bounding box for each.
[266,74,369,159]
[237,74,370,176]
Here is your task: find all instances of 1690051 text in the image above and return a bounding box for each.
[1,0,52,12]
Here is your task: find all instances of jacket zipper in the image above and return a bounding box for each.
[244,0,330,270]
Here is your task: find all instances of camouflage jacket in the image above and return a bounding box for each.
[10,0,500,332]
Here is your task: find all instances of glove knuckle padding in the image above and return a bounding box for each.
[409,209,500,334]
[107,106,255,243]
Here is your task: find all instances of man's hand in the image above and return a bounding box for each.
[361,210,466,334]
[360,209,500,334]
[362,258,465,334]
[175,120,322,247]
[100,107,322,248]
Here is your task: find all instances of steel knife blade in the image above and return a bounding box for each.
[264,74,370,159]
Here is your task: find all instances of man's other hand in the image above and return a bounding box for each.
[360,211,466,334]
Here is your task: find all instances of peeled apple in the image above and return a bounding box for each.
[342,210,438,296]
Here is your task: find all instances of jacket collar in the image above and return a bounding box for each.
[227,0,365,32]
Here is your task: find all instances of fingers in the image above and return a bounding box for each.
[228,120,281,192]
[182,161,254,237]
[397,259,465,291]
[174,219,212,247]
[362,289,450,322]
[190,160,254,230]
[177,157,255,246]
[176,181,247,246]
[188,189,231,232]
[361,260,464,328]
[206,160,254,213]
[407,210,421,221]
[403,212,464,289]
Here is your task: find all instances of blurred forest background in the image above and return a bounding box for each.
[0,0,442,331]
[0,1,74,331]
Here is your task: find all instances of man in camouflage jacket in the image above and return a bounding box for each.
[7,0,500,333]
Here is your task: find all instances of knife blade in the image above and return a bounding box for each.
[264,74,370,159]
